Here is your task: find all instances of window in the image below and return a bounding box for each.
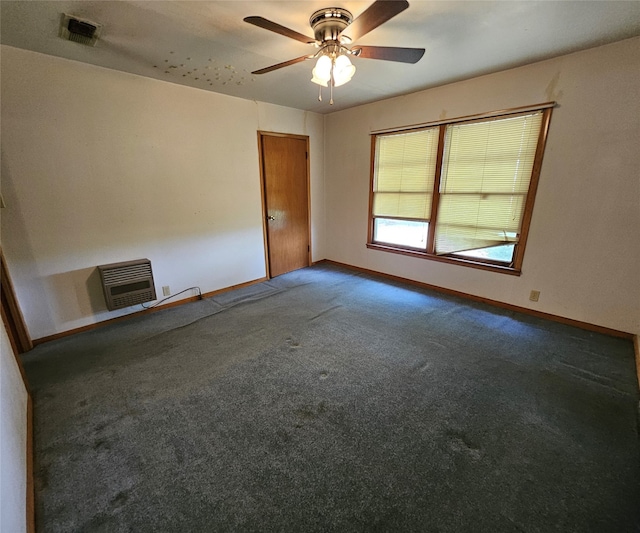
[368,105,553,274]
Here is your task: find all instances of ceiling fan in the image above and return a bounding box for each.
[244,0,424,104]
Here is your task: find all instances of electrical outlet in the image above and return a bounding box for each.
[162,286,171,296]
[529,290,540,302]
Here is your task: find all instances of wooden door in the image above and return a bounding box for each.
[260,133,310,278]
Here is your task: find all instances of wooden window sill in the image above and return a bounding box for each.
[366,242,522,276]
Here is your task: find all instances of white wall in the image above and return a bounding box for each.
[0,325,28,533]
[325,37,640,335]
[1,46,325,340]
[2,39,639,339]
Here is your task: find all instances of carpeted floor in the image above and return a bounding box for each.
[22,263,640,532]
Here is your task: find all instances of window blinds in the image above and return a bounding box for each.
[435,111,543,255]
[372,128,439,221]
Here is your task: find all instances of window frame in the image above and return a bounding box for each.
[367,104,554,275]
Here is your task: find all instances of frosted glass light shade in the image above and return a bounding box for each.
[333,54,355,87]
[311,55,332,87]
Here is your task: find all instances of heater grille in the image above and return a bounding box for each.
[98,259,156,311]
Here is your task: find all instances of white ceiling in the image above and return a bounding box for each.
[2,1,640,114]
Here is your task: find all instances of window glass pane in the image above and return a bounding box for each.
[435,111,543,255]
[374,218,429,249]
[453,244,515,263]
[368,106,551,272]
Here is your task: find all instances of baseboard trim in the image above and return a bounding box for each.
[32,276,268,346]
[320,260,634,340]
[30,262,638,349]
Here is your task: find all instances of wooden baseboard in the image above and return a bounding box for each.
[319,259,634,340]
[29,262,639,387]
[33,276,268,346]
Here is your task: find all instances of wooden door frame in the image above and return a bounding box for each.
[1,248,32,354]
[257,131,312,279]
[0,248,35,532]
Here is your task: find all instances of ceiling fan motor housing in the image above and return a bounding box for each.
[310,8,353,42]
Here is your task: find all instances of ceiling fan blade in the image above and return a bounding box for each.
[341,0,409,43]
[244,16,315,45]
[353,46,425,64]
[251,55,314,75]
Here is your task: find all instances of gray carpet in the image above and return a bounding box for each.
[22,263,640,532]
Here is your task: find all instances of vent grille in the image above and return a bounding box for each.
[98,259,156,311]
[112,291,156,309]
[60,14,102,47]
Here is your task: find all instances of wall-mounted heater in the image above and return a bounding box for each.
[98,259,156,311]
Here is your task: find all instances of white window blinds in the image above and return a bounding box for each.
[372,128,439,221]
[435,111,544,255]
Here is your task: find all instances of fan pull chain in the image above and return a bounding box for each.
[330,76,334,105]
[318,85,322,102]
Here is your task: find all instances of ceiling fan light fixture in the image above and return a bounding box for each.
[311,53,355,88]
[311,54,332,86]
[332,54,356,87]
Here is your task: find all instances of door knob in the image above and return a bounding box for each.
[267,215,275,221]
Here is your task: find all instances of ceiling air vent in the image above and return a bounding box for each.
[60,14,102,47]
